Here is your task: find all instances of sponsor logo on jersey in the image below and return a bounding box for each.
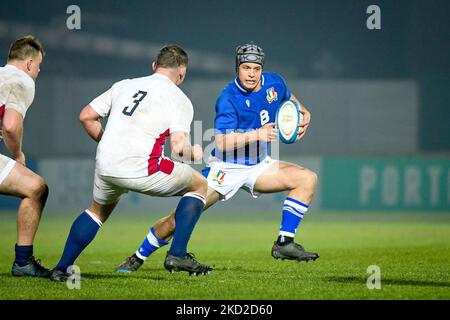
[266,87,278,103]
[213,170,226,185]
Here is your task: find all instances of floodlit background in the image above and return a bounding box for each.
[1,0,449,212]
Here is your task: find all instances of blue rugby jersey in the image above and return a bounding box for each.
[211,72,292,165]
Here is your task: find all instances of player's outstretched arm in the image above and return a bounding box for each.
[79,104,104,142]
[2,108,25,165]
[170,131,203,162]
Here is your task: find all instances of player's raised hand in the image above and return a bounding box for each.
[256,122,278,142]
[297,107,311,141]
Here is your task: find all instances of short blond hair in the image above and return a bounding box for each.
[155,45,188,69]
[8,35,45,61]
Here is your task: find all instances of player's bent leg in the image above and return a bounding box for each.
[135,169,210,246]
[143,186,219,244]
[117,186,220,273]
[50,200,118,282]
[254,161,319,262]
[0,162,49,245]
[164,170,213,275]
[184,169,208,197]
[0,162,51,278]
[154,186,220,241]
[253,161,317,204]
[153,212,177,241]
[116,166,212,275]
[204,186,221,210]
[88,200,118,223]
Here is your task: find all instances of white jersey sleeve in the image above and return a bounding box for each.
[89,87,113,118]
[89,80,130,117]
[169,97,193,134]
[0,65,35,118]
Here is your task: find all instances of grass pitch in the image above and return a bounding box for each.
[0,210,449,300]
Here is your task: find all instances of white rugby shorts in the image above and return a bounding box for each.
[205,156,277,201]
[0,153,15,185]
[93,160,193,205]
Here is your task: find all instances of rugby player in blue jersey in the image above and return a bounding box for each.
[117,43,319,273]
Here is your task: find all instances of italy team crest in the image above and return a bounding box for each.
[212,170,226,185]
[266,87,278,103]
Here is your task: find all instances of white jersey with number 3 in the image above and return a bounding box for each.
[90,73,193,178]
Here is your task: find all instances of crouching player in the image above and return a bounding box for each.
[49,45,212,281]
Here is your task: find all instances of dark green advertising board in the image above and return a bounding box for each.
[322,158,450,211]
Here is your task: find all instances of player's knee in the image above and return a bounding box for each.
[189,172,208,197]
[40,183,49,205]
[30,176,49,203]
[291,168,317,193]
[303,170,318,194]
[197,178,208,197]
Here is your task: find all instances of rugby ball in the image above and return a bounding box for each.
[276,100,302,144]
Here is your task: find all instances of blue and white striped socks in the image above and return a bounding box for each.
[278,197,309,244]
[134,192,206,261]
[135,227,169,261]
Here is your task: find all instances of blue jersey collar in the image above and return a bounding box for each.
[234,74,265,93]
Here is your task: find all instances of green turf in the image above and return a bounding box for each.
[0,210,449,300]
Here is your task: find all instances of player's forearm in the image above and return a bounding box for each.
[298,101,310,116]
[3,125,23,159]
[2,109,24,159]
[79,105,104,142]
[290,95,310,115]
[81,119,103,142]
[215,131,258,152]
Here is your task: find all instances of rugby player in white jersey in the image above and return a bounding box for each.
[49,45,212,281]
[0,35,50,278]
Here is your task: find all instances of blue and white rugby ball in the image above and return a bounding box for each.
[276,100,302,144]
